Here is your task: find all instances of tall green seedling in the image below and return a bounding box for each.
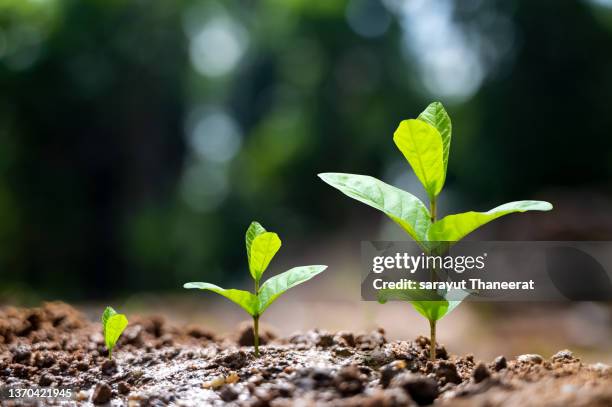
[185,222,327,356]
[319,102,552,360]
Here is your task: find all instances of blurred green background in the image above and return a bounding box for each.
[1,0,612,303]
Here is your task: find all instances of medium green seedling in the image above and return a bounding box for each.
[184,221,327,357]
[319,101,552,360]
[101,306,128,360]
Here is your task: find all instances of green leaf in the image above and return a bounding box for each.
[246,221,267,266]
[101,306,117,328]
[428,200,553,241]
[101,306,128,357]
[318,173,431,242]
[393,119,445,199]
[257,265,327,315]
[184,282,258,316]
[417,102,452,176]
[378,289,449,321]
[249,232,282,281]
[411,301,450,322]
[378,288,468,322]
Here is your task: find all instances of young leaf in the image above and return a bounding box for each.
[246,221,267,265]
[378,288,467,322]
[101,307,128,359]
[257,265,327,314]
[428,200,553,241]
[318,173,431,242]
[184,282,258,316]
[411,301,450,322]
[249,232,282,281]
[393,119,445,199]
[417,102,452,176]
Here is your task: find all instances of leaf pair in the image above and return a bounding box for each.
[184,222,327,318]
[378,287,469,322]
[101,306,128,360]
[317,173,552,244]
[184,265,326,317]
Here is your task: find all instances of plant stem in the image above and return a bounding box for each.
[429,197,437,362]
[253,316,260,357]
[430,198,437,224]
[429,319,436,361]
[253,278,260,357]
[108,350,112,361]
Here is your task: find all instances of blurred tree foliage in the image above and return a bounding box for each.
[0,0,611,299]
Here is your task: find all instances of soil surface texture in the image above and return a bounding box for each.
[1,302,611,406]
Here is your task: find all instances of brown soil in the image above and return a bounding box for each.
[0,302,610,406]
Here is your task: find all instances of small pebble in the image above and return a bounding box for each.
[493,356,507,371]
[11,348,31,364]
[590,363,611,375]
[101,359,117,375]
[380,360,407,388]
[92,382,112,404]
[38,374,53,386]
[335,331,356,347]
[202,376,226,389]
[333,366,365,396]
[552,350,574,362]
[219,385,239,402]
[472,363,490,383]
[390,372,439,405]
[333,347,353,357]
[435,361,462,385]
[225,372,240,384]
[118,381,131,395]
[76,390,89,401]
[517,354,543,364]
[316,333,334,348]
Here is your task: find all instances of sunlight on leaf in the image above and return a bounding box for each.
[257,265,327,314]
[249,232,282,281]
[428,200,553,241]
[393,119,445,199]
[318,173,431,242]
[101,307,128,358]
[184,282,258,316]
[245,221,267,265]
[417,101,451,176]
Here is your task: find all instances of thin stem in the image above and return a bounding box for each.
[253,316,260,357]
[253,278,260,357]
[430,198,437,224]
[429,319,436,361]
[429,197,437,362]
[108,349,112,361]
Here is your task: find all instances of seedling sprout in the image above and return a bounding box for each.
[184,221,327,356]
[101,306,128,360]
[319,101,552,360]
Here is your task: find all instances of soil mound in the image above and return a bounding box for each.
[1,302,610,406]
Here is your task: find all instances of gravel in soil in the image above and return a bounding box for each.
[1,302,611,406]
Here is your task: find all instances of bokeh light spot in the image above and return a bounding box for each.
[189,110,242,164]
[189,16,247,77]
[346,0,391,38]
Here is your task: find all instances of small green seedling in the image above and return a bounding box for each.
[319,101,552,360]
[101,306,128,360]
[184,221,327,357]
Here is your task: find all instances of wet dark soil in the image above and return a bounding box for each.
[1,302,611,406]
